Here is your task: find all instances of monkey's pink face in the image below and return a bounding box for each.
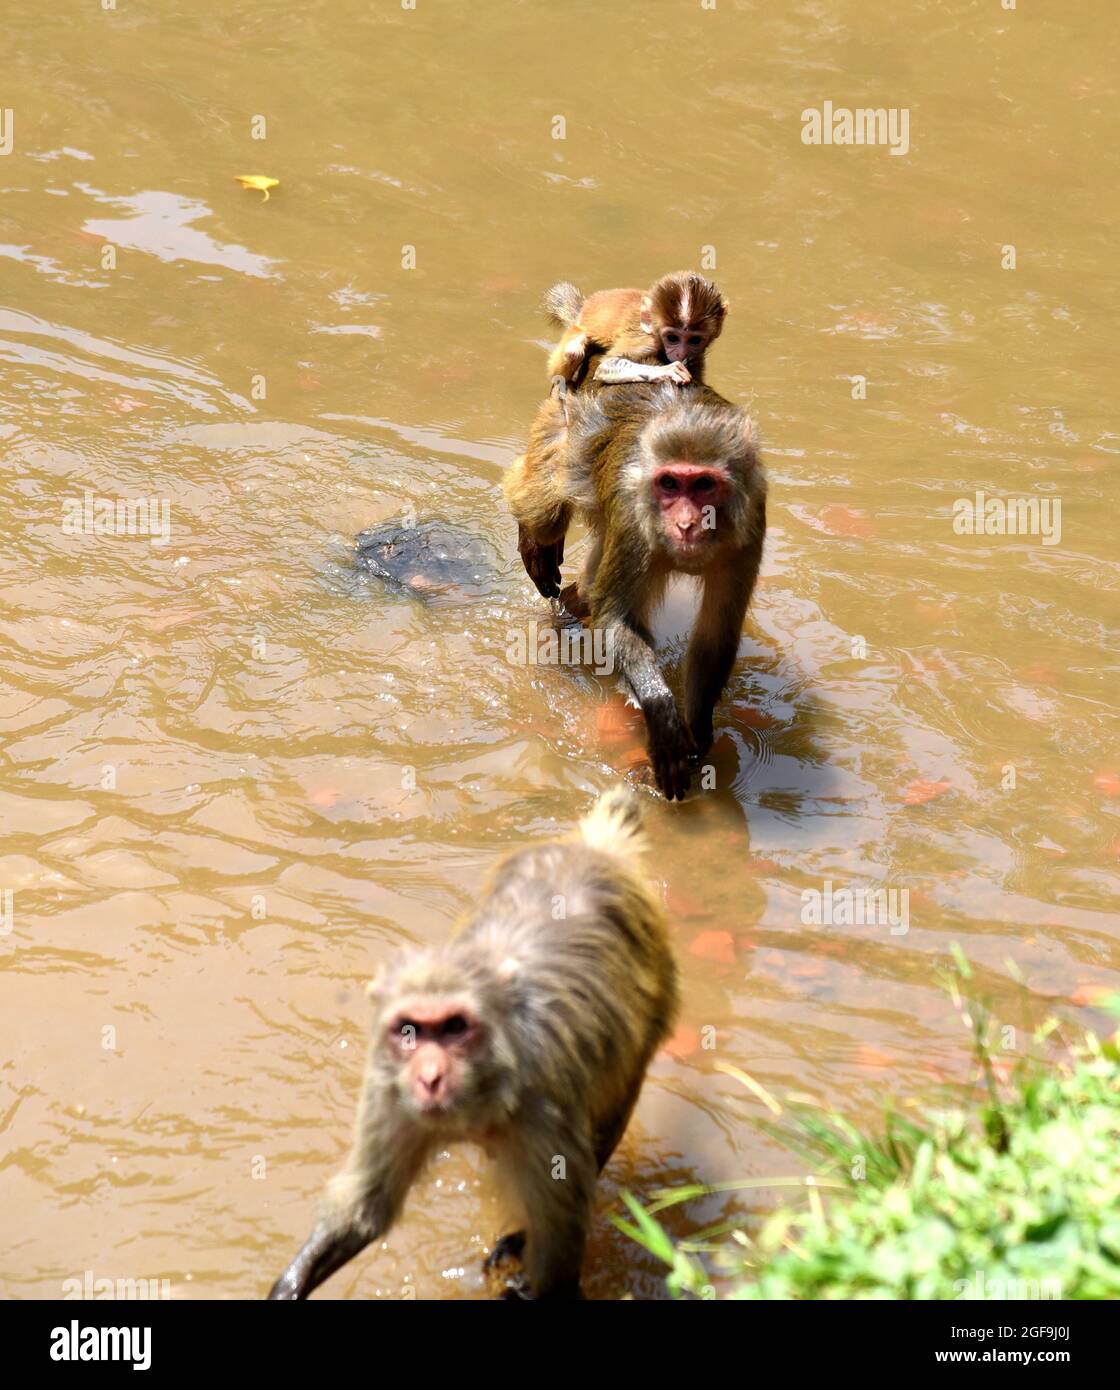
[653,464,728,554]
[660,324,713,364]
[658,323,717,364]
[386,999,482,1118]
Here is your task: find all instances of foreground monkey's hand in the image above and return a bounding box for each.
[645,694,695,801]
[660,362,692,384]
[483,1231,533,1300]
[558,581,590,621]
[517,525,564,598]
[688,717,715,765]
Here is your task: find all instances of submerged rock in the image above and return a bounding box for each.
[354,520,501,605]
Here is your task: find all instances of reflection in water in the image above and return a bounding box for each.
[0,0,1116,1302]
[0,307,253,414]
[83,189,279,278]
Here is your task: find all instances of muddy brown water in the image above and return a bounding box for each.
[1,1,1117,1299]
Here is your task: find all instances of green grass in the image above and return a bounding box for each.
[616,984,1120,1300]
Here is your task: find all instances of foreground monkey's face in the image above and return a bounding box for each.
[652,463,729,558]
[384,997,483,1119]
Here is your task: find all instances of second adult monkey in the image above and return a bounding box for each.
[545,271,729,390]
[505,381,766,801]
[267,787,677,1301]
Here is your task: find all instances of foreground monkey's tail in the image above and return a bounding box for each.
[543,281,584,329]
[578,786,647,859]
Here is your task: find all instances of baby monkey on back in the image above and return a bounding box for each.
[268,787,677,1301]
[546,270,729,390]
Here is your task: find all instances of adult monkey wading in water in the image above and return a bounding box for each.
[268,787,678,1300]
[504,380,766,800]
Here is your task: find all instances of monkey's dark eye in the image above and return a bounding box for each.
[687,336,703,347]
[441,1014,469,1037]
[659,475,680,492]
[664,332,680,345]
[693,477,715,493]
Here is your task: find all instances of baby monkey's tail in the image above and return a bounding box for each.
[543,281,584,330]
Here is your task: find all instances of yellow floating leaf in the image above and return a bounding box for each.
[235,174,279,202]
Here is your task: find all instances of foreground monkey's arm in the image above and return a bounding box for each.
[595,357,691,385]
[268,1091,431,1300]
[267,1220,373,1301]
